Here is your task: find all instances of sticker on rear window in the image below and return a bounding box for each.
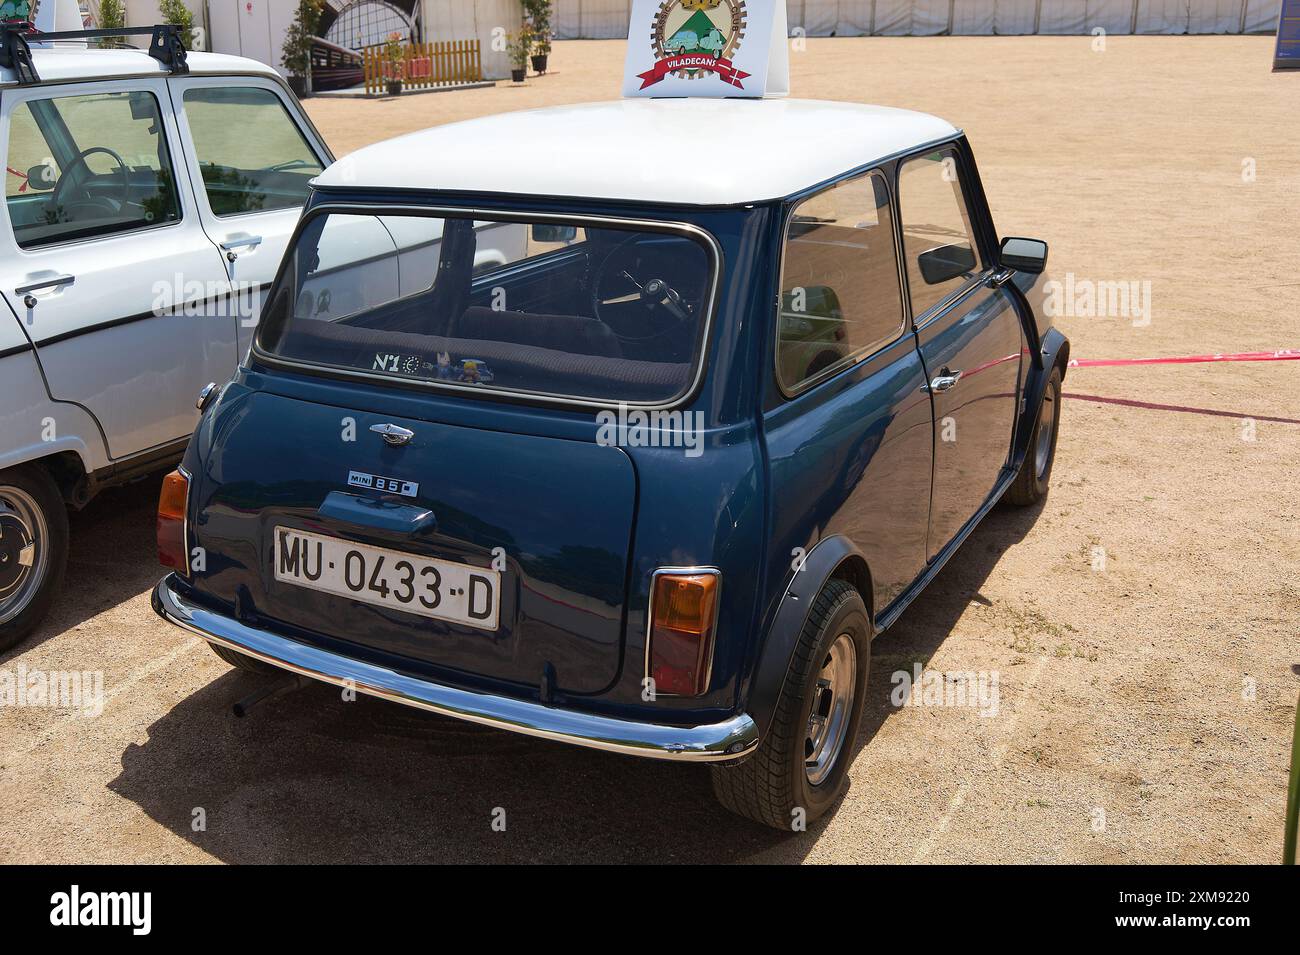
[372,352,495,385]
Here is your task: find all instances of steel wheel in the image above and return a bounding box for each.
[711,579,869,828]
[1034,387,1056,480]
[804,632,858,786]
[0,485,49,626]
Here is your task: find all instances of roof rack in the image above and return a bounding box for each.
[0,23,189,85]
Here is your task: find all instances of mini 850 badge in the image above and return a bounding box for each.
[348,470,419,498]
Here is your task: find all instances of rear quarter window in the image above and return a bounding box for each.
[777,170,905,393]
[257,210,718,406]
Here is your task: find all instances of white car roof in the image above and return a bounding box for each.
[314,98,961,206]
[0,46,279,86]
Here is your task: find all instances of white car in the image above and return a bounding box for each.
[0,26,333,648]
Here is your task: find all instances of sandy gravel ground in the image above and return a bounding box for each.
[1,37,1296,864]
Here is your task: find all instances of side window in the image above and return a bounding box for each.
[5,91,180,250]
[777,170,904,393]
[898,149,982,318]
[5,103,53,199]
[182,87,324,217]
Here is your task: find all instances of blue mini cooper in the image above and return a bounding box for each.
[152,98,1068,829]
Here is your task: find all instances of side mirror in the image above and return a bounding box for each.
[918,243,977,285]
[25,164,56,191]
[1000,236,1049,274]
[531,223,577,244]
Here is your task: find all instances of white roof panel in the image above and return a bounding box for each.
[314,98,960,205]
[0,47,279,86]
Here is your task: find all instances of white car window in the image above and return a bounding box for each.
[181,87,324,217]
[5,90,181,249]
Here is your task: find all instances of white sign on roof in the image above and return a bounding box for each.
[24,0,82,32]
[622,0,789,99]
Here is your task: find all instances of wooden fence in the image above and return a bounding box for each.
[362,39,483,95]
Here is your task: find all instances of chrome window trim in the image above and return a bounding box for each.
[644,566,723,698]
[6,213,185,254]
[910,275,990,335]
[774,167,908,399]
[252,202,724,412]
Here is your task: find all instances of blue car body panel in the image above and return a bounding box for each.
[171,134,1068,743]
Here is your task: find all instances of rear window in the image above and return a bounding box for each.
[257,210,717,405]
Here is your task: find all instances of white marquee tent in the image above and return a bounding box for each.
[555,0,1283,38]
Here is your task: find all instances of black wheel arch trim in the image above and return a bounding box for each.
[744,330,1068,739]
[1010,327,1069,473]
[745,535,873,738]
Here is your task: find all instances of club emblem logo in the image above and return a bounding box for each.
[638,0,749,91]
[0,0,38,22]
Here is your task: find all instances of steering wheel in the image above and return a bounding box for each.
[590,235,693,344]
[50,146,132,219]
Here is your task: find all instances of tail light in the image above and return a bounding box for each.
[647,569,720,697]
[157,468,190,573]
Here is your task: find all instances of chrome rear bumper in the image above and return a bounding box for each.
[152,575,758,762]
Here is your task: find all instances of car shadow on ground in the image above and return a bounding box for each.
[0,475,162,664]
[850,498,1046,763]
[107,499,1045,863]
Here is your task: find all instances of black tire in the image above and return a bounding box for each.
[711,578,870,830]
[0,464,69,654]
[1004,366,1062,507]
[207,641,284,674]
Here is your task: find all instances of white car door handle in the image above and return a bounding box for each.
[16,273,75,307]
[220,235,263,261]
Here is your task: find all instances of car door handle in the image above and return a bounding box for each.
[220,235,263,261]
[925,370,963,393]
[16,273,75,308]
[370,423,415,447]
[16,273,75,296]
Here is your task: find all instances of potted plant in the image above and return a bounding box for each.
[506,30,531,84]
[281,0,324,97]
[158,0,195,49]
[385,31,407,95]
[522,0,552,74]
[93,0,126,47]
[531,34,551,74]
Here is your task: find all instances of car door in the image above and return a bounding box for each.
[0,78,236,461]
[763,169,933,616]
[897,145,1024,560]
[167,76,331,357]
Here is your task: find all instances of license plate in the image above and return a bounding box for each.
[273,527,500,630]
